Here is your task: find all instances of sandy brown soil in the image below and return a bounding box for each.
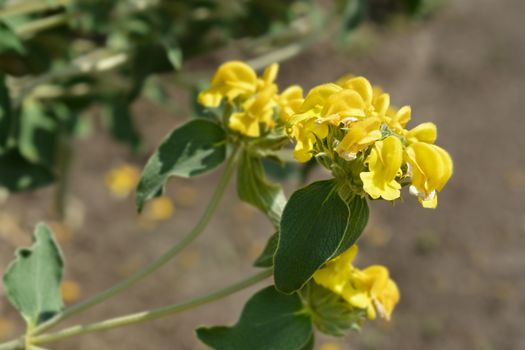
[1,0,525,349]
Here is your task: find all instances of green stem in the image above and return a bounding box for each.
[53,133,73,221]
[32,145,241,336]
[0,339,23,350]
[32,269,272,346]
[0,0,69,19]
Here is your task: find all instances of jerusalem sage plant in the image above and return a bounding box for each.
[0,61,452,349]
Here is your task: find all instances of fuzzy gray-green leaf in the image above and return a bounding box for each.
[3,224,64,325]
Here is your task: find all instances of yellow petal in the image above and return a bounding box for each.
[262,63,279,84]
[341,76,374,105]
[407,122,437,144]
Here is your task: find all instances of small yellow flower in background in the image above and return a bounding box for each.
[105,164,140,199]
[320,342,343,350]
[198,61,258,107]
[360,136,403,201]
[0,318,14,340]
[405,142,453,208]
[141,196,175,221]
[314,245,400,321]
[61,280,81,303]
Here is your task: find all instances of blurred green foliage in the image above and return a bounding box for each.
[0,0,436,194]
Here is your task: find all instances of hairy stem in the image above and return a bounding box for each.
[32,146,241,336]
[32,269,272,345]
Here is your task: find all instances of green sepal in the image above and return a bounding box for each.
[302,282,366,337]
[135,118,226,211]
[3,224,64,326]
[196,286,313,350]
[237,150,286,227]
[253,232,278,268]
[274,180,351,294]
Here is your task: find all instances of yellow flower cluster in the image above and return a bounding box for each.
[286,75,453,208]
[198,61,453,208]
[313,245,399,321]
[198,61,302,138]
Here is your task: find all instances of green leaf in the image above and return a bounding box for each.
[3,224,64,325]
[274,180,350,294]
[300,334,315,350]
[403,0,424,14]
[334,195,369,255]
[303,282,366,337]
[237,150,286,227]
[197,286,312,350]
[18,100,58,167]
[341,0,367,31]
[102,99,141,151]
[0,22,25,54]
[0,150,54,192]
[253,232,278,268]
[0,75,12,153]
[136,119,226,211]
[165,44,183,71]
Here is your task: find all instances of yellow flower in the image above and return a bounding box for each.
[278,85,304,122]
[342,265,400,320]
[258,63,279,90]
[360,136,403,201]
[405,122,437,144]
[142,196,175,221]
[384,105,411,132]
[105,164,140,199]
[336,117,382,160]
[229,85,277,137]
[197,61,258,107]
[313,245,358,294]
[338,77,390,119]
[297,83,343,117]
[61,280,81,303]
[313,245,400,321]
[289,117,329,162]
[405,142,453,208]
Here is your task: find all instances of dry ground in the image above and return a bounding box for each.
[1,0,524,349]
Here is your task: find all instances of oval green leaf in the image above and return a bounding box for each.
[335,195,369,256]
[136,119,226,211]
[274,180,350,294]
[3,224,64,325]
[197,286,312,350]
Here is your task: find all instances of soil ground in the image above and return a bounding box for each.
[1,0,524,349]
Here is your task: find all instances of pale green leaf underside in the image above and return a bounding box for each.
[3,223,64,325]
